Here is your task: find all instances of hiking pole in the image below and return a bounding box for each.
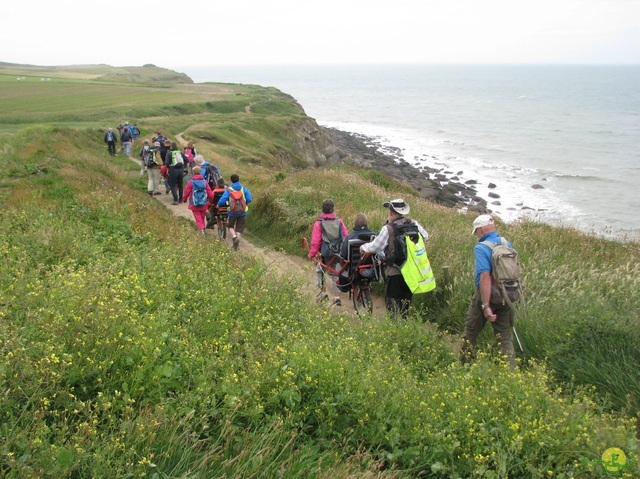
[512,326,524,354]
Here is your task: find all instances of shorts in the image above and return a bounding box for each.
[227,215,247,233]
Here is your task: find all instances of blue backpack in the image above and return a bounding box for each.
[191,179,207,207]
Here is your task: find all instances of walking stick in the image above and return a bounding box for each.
[513,326,524,353]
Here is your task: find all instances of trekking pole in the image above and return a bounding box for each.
[512,326,524,354]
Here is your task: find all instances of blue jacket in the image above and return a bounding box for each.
[217,181,252,217]
[473,231,512,287]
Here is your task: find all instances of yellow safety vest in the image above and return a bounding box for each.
[400,234,436,294]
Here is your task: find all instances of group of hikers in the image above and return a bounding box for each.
[103,122,140,157]
[104,125,252,251]
[104,124,522,367]
[307,198,522,369]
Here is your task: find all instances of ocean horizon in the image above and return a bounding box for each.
[179,64,640,241]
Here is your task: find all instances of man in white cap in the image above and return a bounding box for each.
[360,198,429,318]
[460,214,516,368]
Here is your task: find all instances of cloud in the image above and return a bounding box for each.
[2,0,640,66]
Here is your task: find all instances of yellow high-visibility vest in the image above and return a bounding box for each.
[400,235,436,294]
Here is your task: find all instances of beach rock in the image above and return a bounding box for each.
[531,184,544,189]
[488,192,501,199]
[488,183,497,189]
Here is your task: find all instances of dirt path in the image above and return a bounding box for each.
[132,150,387,317]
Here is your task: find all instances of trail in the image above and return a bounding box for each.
[130,142,388,317]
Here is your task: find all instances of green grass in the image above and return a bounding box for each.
[0,64,638,478]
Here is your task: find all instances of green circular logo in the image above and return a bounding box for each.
[601,448,627,474]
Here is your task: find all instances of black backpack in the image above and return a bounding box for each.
[204,164,221,188]
[387,218,420,268]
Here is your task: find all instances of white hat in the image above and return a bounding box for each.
[383,198,410,215]
[472,214,494,234]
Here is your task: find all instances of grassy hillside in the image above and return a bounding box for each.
[0,63,638,478]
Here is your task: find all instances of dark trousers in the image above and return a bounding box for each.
[107,141,116,156]
[168,167,184,202]
[385,274,412,319]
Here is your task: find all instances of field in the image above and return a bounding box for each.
[0,63,638,478]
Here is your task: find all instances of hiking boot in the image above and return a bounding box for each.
[333,297,342,307]
[172,201,179,205]
[317,293,329,302]
[232,237,240,251]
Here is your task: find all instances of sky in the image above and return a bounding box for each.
[3,0,640,69]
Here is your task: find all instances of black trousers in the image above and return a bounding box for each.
[385,274,412,319]
[168,167,184,202]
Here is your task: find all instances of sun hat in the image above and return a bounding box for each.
[472,214,494,234]
[383,198,410,215]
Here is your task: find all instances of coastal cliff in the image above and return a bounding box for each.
[291,114,487,211]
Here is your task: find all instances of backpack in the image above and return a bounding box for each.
[191,179,208,207]
[184,148,194,163]
[319,217,345,259]
[481,237,523,307]
[387,218,420,268]
[203,163,221,188]
[229,188,247,215]
[121,129,132,142]
[171,150,184,167]
[142,146,155,167]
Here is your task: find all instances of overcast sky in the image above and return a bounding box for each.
[3,0,640,69]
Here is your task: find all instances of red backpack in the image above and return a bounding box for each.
[184,148,195,163]
[229,188,247,215]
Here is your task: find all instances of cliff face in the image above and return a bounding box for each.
[290,117,343,167]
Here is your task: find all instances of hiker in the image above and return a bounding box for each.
[120,124,133,157]
[104,127,117,156]
[155,142,170,194]
[182,166,214,234]
[207,177,228,230]
[460,214,516,369]
[308,199,349,306]
[140,139,161,195]
[152,131,166,145]
[131,124,141,142]
[159,138,171,170]
[360,198,429,318]
[165,142,186,205]
[217,173,252,251]
[183,141,197,178]
[340,213,376,259]
[195,155,221,189]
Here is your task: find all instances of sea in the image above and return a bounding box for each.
[180,64,640,241]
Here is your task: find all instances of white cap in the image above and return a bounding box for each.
[472,214,494,234]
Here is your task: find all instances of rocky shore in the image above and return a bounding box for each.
[323,127,489,212]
